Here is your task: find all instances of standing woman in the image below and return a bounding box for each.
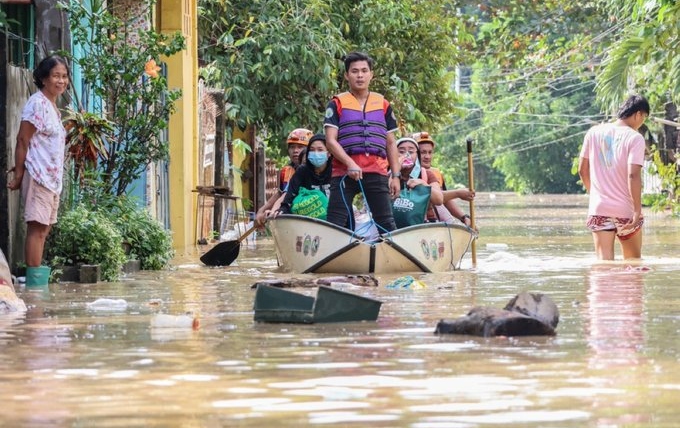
[7,55,70,269]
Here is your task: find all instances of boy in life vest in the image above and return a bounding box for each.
[255,128,313,226]
[414,131,475,227]
[323,52,401,232]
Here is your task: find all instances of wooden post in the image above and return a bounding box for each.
[466,138,477,267]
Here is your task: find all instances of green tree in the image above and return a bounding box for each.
[199,0,345,143]
[198,0,473,152]
[61,0,185,196]
[595,0,679,213]
[596,0,680,108]
[434,1,620,192]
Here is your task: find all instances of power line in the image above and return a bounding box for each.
[474,128,588,163]
[444,80,597,144]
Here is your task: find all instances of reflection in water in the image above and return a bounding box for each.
[585,263,651,426]
[1,194,680,426]
[585,264,646,369]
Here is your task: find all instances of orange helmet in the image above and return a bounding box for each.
[286,128,313,146]
[413,131,435,147]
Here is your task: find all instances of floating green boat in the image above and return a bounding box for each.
[253,284,382,323]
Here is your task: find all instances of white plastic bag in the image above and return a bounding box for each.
[353,210,380,242]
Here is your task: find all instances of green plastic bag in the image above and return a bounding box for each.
[291,187,328,219]
[391,184,431,228]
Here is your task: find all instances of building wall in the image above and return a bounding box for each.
[1,66,34,267]
[158,0,199,252]
[1,0,69,268]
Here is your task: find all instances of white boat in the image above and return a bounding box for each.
[267,214,476,274]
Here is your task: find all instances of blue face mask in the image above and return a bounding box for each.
[307,152,328,167]
[409,158,422,180]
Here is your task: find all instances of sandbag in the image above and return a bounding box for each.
[0,249,12,288]
[0,249,27,313]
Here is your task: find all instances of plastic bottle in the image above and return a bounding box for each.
[150,313,200,330]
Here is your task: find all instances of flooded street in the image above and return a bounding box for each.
[3,193,680,427]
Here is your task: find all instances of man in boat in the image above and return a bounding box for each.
[578,94,649,260]
[414,131,475,227]
[323,51,401,233]
[255,128,313,226]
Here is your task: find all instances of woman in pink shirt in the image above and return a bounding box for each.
[7,55,69,268]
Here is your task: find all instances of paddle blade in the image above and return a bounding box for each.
[200,240,241,266]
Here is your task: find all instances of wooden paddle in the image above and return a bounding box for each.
[466,137,477,267]
[200,225,257,266]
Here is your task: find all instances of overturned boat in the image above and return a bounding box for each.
[267,214,476,274]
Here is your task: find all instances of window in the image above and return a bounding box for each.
[1,2,35,68]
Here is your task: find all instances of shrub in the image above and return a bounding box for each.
[111,204,174,270]
[46,205,127,281]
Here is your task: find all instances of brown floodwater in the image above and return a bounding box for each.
[2,193,680,427]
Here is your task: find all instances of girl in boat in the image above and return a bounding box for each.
[393,137,444,227]
[276,134,332,217]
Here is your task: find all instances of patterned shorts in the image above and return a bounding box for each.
[586,215,644,241]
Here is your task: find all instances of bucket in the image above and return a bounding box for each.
[25,266,51,287]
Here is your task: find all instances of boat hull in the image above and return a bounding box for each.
[268,215,475,274]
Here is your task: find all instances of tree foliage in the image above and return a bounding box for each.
[198,0,472,152]
[61,0,185,196]
[199,0,346,141]
[596,0,680,109]
[0,8,9,29]
[428,1,614,193]
[199,0,677,194]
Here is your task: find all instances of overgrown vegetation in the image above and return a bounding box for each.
[56,171,175,277]
[198,0,678,198]
[47,205,127,281]
[38,0,182,276]
[645,146,680,216]
[198,0,472,157]
[105,196,175,270]
[59,0,185,196]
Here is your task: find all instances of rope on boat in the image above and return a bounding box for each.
[340,175,391,243]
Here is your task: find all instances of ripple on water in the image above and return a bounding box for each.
[211,398,290,408]
[419,409,591,424]
[309,412,401,424]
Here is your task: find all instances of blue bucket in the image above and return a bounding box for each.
[26,266,51,287]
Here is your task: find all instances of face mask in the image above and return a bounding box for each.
[307,152,328,167]
[401,156,414,168]
[409,159,422,180]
